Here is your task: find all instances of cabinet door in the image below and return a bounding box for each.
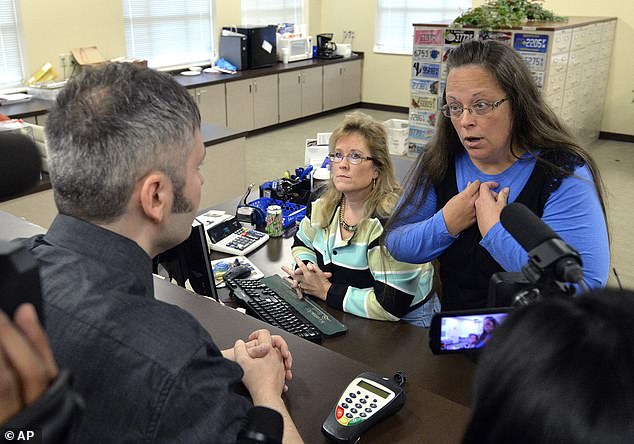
[226,79,255,131]
[278,71,302,123]
[301,67,323,117]
[323,63,343,111]
[341,60,362,106]
[253,75,279,130]
[197,84,227,127]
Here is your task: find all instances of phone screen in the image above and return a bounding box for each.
[429,308,511,354]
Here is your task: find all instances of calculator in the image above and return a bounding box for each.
[205,216,269,256]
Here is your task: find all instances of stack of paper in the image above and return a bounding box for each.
[0,93,33,105]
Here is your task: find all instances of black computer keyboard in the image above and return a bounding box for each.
[226,278,323,343]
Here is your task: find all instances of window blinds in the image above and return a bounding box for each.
[375,0,471,54]
[0,0,25,87]
[241,0,305,28]
[123,0,214,70]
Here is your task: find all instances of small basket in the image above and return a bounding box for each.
[248,197,307,228]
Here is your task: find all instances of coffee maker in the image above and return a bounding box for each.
[316,33,343,59]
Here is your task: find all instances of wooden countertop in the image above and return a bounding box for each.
[414,16,617,31]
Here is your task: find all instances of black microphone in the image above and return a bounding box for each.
[500,203,586,290]
[237,407,283,444]
[0,131,42,199]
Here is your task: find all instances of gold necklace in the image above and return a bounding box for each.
[339,197,357,232]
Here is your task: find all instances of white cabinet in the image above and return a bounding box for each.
[199,137,246,208]
[278,68,323,122]
[323,59,362,111]
[189,84,227,127]
[226,75,279,131]
[409,17,616,154]
[342,59,362,106]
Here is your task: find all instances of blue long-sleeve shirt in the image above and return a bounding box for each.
[385,152,610,289]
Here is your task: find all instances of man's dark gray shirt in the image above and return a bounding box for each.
[24,214,252,443]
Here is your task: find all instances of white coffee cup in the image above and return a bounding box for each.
[281,48,290,64]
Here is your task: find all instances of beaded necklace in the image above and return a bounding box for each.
[339,197,357,233]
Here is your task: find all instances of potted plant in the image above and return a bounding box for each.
[452,0,566,31]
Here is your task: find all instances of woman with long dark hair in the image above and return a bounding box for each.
[384,40,609,310]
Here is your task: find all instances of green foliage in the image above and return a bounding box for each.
[453,0,565,31]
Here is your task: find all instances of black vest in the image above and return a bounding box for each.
[435,157,552,310]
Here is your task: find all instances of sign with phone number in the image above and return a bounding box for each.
[513,33,549,53]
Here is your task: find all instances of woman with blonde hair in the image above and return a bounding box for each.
[282,112,437,326]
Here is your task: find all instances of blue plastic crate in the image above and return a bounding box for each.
[248,197,307,228]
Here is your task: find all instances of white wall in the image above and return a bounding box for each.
[319,0,633,136]
[15,1,633,136]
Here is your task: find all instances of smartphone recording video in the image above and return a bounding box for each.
[429,308,512,354]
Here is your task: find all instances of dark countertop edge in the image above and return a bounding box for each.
[4,54,365,119]
[175,52,364,89]
[1,98,54,119]
[413,16,617,31]
[201,122,247,146]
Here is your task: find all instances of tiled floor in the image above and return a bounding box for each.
[245,108,633,289]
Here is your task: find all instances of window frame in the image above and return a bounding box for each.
[122,0,216,71]
[0,0,26,88]
[241,0,308,32]
[374,0,472,55]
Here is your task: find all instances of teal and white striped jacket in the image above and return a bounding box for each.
[292,199,434,321]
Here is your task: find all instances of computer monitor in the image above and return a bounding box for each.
[153,220,218,301]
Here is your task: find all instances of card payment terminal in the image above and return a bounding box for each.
[322,372,405,443]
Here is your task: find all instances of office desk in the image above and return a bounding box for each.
[1,210,472,443]
[211,198,477,408]
[154,276,471,443]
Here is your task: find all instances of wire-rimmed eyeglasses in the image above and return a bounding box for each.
[328,152,375,165]
[441,97,511,118]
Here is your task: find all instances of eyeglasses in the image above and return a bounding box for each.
[441,97,511,118]
[328,152,375,165]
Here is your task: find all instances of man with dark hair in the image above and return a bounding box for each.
[463,289,634,444]
[23,63,302,443]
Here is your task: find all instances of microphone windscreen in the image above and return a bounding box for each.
[500,202,559,252]
[237,406,283,444]
[0,132,41,199]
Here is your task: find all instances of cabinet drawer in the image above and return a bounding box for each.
[552,29,572,54]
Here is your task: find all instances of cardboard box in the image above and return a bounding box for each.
[72,48,148,71]
[71,46,107,67]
